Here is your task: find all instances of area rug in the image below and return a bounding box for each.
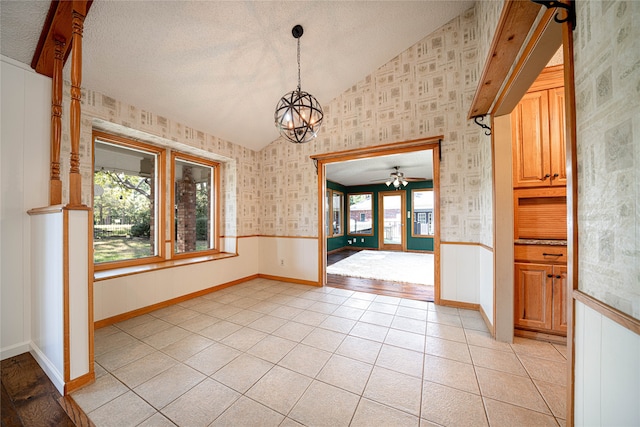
[327,250,434,285]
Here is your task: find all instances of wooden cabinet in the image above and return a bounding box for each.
[512,65,568,340]
[548,87,567,187]
[514,262,566,334]
[511,67,566,188]
[514,245,567,336]
[515,262,553,330]
[552,265,568,333]
[514,188,567,240]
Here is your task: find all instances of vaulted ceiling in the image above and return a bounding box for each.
[1,0,474,153]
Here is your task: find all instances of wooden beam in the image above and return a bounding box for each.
[31,1,92,77]
[468,0,542,119]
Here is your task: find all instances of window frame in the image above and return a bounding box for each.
[347,192,374,236]
[411,188,435,238]
[326,189,344,238]
[92,131,166,271]
[170,151,221,259]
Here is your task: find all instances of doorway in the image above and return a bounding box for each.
[378,191,405,251]
[311,137,441,302]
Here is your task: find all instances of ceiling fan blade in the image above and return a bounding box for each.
[404,177,428,182]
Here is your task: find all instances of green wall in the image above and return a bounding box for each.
[326,180,434,252]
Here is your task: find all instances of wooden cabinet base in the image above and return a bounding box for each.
[515,328,566,344]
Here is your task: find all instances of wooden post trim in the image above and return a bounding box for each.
[68,9,85,207]
[50,37,65,205]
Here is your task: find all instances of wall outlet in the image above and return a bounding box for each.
[279,259,284,267]
[348,240,352,244]
[361,238,364,242]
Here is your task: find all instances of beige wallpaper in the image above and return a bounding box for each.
[59,4,497,248]
[61,84,263,239]
[261,6,495,246]
[574,0,640,319]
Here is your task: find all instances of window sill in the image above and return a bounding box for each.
[94,252,238,282]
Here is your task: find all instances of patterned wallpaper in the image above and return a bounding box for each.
[61,83,263,239]
[573,0,640,319]
[58,4,497,247]
[261,6,495,246]
[475,0,505,66]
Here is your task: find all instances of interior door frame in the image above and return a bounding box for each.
[311,136,442,303]
[472,5,576,424]
[378,190,406,251]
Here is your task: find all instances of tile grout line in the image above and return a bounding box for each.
[83,279,567,426]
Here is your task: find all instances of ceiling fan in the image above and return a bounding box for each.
[373,166,427,189]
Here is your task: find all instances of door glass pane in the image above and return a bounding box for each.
[383,194,402,245]
[412,189,434,236]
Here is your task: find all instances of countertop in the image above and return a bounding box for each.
[515,239,567,246]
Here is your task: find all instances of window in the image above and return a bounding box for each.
[93,132,165,267]
[326,189,343,237]
[93,131,223,270]
[332,191,343,236]
[412,189,434,237]
[348,193,373,235]
[172,153,220,256]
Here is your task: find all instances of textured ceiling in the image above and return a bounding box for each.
[326,150,433,187]
[1,0,473,152]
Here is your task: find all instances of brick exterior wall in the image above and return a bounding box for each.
[176,166,197,252]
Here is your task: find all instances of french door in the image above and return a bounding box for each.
[378,191,405,251]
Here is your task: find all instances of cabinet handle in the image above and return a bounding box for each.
[543,174,551,180]
[547,274,553,278]
[556,275,561,279]
[553,173,559,178]
[542,253,563,257]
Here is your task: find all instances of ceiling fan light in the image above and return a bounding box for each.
[385,179,392,186]
[402,179,408,186]
[393,178,400,188]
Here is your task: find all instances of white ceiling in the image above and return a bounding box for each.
[1,0,473,152]
[326,150,433,187]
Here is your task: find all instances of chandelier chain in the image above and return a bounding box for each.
[297,37,301,92]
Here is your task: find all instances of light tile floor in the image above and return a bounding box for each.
[73,278,568,426]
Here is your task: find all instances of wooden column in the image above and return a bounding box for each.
[50,37,65,206]
[68,9,85,207]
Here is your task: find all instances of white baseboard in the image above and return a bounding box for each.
[30,342,65,395]
[0,341,30,360]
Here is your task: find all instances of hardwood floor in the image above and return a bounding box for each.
[326,249,434,301]
[1,352,92,427]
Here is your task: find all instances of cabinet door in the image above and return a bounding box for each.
[512,91,551,188]
[515,263,553,330]
[548,87,567,187]
[552,265,568,333]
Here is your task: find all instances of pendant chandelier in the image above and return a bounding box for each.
[274,25,324,144]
